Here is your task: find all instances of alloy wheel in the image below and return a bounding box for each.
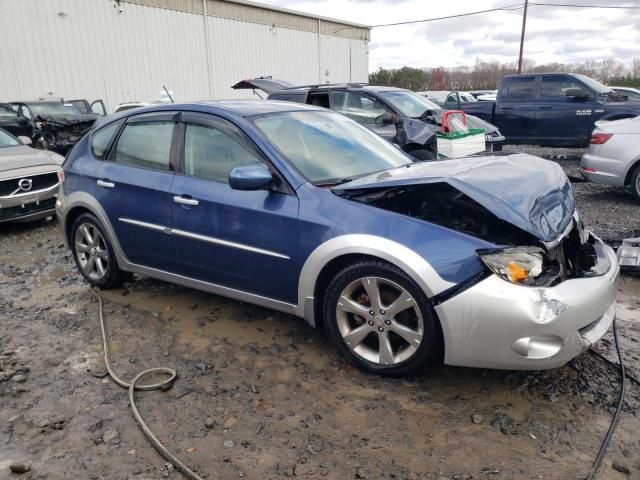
[74,223,109,281]
[335,276,424,366]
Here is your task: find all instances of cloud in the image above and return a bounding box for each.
[254,0,640,70]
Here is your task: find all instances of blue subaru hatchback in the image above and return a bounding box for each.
[57,101,618,376]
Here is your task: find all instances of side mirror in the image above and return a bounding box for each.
[229,164,273,191]
[18,136,32,146]
[566,88,589,100]
[377,111,395,125]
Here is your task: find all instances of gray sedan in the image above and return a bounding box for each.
[0,128,64,223]
[581,116,640,202]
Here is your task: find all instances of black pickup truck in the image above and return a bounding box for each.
[445,73,640,147]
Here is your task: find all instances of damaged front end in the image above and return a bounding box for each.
[334,154,607,288]
[34,114,98,154]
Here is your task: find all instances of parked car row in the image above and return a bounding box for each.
[54,100,619,376]
[0,98,105,154]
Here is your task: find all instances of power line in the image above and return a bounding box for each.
[369,4,524,28]
[530,2,640,9]
[370,2,640,29]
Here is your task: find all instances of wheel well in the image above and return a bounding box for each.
[313,254,376,330]
[64,206,92,242]
[624,158,640,186]
[312,252,446,361]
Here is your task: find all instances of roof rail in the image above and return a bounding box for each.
[282,82,369,90]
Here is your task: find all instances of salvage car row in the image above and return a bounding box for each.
[52,99,619,376]
[0,69,635,375]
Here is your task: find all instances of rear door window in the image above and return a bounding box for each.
[114,121,174,171]
[505,77,536,100]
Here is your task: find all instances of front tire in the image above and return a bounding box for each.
[70,213,129,289]
[323,260,442,376]
[631,164,640,203]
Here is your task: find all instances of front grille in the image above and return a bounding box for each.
[0,172,59,197]
[0,197,56,220]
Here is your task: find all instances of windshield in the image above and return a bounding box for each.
[29,103,82,116]
[574,75,613,94]
[0,129,20,148]
[253,111,412,184]
[378,91,442,118]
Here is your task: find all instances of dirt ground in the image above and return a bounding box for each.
[2,154,640,480]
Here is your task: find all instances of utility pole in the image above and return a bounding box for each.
[517,0,529,74]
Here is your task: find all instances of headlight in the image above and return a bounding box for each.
[477,247,545,285]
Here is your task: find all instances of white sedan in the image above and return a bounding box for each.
[581,116,640,202]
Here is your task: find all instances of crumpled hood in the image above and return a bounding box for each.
[0,145,64,172]
[334,153,575,243]
[35,113,98,127]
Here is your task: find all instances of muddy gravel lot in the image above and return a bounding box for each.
[1,152,640,480]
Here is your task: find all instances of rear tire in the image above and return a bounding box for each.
[323,260,442,376]
[70,213,129,289]
[631,165,640,203]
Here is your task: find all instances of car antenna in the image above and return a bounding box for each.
[162,85,174,103]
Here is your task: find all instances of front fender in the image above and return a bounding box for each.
[296,234,456,326]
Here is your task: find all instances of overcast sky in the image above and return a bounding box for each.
[254,0,640,71]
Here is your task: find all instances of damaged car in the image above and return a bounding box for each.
[0,127,63,223]
[10,100,103,154]
[0,102,34,139]
[57,101,618,376]
[232,78,505,160]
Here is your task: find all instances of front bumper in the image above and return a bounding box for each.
[580,152,627,187]
[0,183,59,223]
[435,236,620,370]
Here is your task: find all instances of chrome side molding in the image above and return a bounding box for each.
[118,217,290,259]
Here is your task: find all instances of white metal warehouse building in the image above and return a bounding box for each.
[0,0,370,111]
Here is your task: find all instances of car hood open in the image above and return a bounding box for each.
[333,153,575,243]
[34,113,99,127]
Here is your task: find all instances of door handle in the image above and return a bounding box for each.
[173,195,199,206]
[97,179,115,188]
[538,105,552,109]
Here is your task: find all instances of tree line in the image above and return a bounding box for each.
[368,58,640,91]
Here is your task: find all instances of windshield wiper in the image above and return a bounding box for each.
[315,177,354,187]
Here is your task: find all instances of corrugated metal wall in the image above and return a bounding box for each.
[0,0,369,111]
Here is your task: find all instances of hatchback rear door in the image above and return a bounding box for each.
[96,112,178,270]
[170,112,299,303]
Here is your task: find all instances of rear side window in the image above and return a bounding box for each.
[91,122,121,159]
[183,123,263,183]
[114,121,174,171]
[505,77,535,100]
[269,93,306,103]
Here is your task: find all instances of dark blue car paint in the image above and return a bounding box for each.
[63,101,578,306]
[451,73,640,147]
[336,154,575,243]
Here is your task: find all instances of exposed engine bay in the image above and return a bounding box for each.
[339,183,603,286]
[34,114,97,154]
